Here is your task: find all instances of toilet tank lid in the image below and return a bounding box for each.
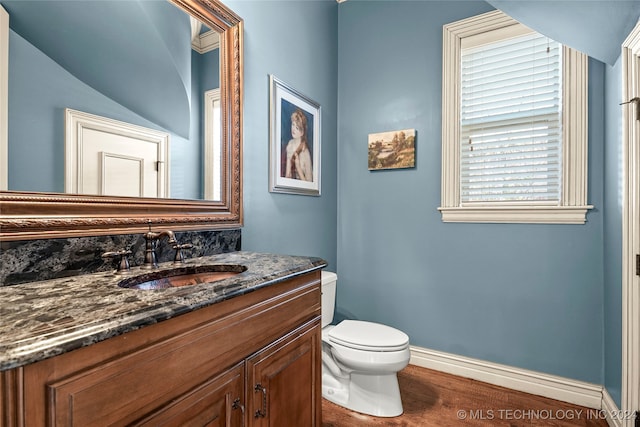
[321,270,337,282]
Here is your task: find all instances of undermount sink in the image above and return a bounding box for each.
[118,264,247,290]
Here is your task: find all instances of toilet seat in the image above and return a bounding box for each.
[327,320,409,352]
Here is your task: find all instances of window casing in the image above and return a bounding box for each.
[439,10,592,224]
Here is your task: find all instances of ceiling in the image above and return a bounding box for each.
[486,0,640,65]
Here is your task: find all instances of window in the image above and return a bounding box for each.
[439,10,592,224]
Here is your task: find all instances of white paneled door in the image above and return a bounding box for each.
[65,109,170,198]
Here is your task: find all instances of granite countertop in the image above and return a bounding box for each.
[0,251,327,371]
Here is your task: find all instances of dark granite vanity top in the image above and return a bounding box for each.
[0,251,326,371]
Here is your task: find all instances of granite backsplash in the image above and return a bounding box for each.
[0,229,241,286]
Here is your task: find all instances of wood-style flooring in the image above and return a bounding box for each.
[322,365,609,426]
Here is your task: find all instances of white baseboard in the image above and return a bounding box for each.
[409,345,603,410]
[601,388,623,427]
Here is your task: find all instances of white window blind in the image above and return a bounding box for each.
[460,32,562,204]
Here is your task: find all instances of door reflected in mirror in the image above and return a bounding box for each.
[0,0,222,201]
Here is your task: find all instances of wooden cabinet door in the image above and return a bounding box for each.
[246,319,321,427]
[133,362,245,427]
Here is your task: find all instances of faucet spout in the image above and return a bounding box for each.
[147,230,177,244]
[142,228,178,269]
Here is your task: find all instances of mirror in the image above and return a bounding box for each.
[0,0,243,241]
[2,0,223,201]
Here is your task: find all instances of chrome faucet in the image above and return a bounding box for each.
[142,224,177,269]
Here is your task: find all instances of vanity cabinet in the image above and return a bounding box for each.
[0,271,321,427]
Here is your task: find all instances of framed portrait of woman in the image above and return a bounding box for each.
[268,74,321,196]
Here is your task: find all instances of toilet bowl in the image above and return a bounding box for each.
[321,271,410,417]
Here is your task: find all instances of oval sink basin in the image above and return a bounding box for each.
[118,264,247,290]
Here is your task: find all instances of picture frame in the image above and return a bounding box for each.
[368,128,416,171]
[269,75,321,196]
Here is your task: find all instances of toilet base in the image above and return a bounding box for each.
[322,370,404,417]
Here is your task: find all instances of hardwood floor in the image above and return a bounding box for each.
[322,365,609,426]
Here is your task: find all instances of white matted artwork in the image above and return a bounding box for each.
[269,75,321,196]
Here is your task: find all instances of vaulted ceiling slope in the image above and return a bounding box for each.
[487,0,640,66]
[1,0,193,138]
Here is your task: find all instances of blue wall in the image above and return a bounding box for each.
[227,0,338,271]
[2,0,196,139]
[604,58,623,406]
[7,29,215,199]
[336,0,606,384]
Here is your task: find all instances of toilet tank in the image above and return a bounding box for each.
[320,271,337,328]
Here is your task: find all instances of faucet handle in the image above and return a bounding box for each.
[172,243,193,263]
[101,249,132,272]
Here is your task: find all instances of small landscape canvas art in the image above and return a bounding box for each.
[368,129,416,170]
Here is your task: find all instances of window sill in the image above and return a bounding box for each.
[438,205,594,224]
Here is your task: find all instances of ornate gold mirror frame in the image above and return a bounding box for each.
[0,0,243,241]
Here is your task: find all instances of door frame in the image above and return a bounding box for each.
[64,108,170,198]
[621,19,640,427]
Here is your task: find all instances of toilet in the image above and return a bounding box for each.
[321,271,410,417]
